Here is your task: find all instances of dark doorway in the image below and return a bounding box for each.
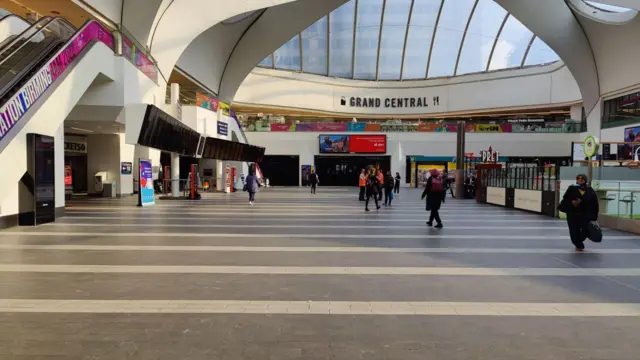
[315,155,391,186]
[259,155,300,186]
[64,154,87,193]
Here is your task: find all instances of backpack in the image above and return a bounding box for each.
[430,177,444,192]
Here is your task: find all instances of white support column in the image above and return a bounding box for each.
[582,98,603,141]
[170,83,180,197]
[216,160,224,192]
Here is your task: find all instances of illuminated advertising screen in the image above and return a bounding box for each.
[318,135,386,154]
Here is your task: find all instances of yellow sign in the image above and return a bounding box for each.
[476,124,503,133]
[219,102,231,116]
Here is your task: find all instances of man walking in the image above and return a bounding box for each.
[309,171,319,194]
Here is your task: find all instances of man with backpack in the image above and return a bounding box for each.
[421,169,445,228]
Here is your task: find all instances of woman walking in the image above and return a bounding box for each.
[365,168,381,212]
[394,172,401,194]
[245,171,260,205]
[559,174,599,251]
[421,169,445,228]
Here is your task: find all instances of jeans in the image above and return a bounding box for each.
[428,209,441,224]
[249,192,255,202]
[365,194,379,210]
[384,188,392,205]
[567,215,589,249]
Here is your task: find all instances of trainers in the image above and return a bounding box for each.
[376,206,381,210]
[575,247,585,252]
[426,222,433,227]
[365,208,370,212]
[435,223,443,229]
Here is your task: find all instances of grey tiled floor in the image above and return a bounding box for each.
[1,187,640,359]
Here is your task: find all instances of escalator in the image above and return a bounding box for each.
[0,16,116,214]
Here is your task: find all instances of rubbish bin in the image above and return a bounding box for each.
[103,181,116,198]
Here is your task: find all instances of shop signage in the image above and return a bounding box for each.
[481,145,499,163]
[64,141,87,153]
[138,159,155,207]
[0,21,114,142]
[340,96,440,109]
[121,162,132,175]
[583,135,599,158]
[319,134,386,154]
[217,121,228,136]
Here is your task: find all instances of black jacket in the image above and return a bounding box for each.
[421,177,444,211]
[366,174,379,195]
[560,185,599,220]
[384,174,395,190]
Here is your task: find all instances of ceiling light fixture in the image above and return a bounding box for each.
[69,127,94,133]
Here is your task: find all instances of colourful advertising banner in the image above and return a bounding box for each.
[313,123,348,132]
[0,21,114,142]
[139,159,155,207]
[347,123,366,132]
[418,124,440,132]
[271,123,294,131]
[122,36,158,82]
[365,123,381,131]
[295,123,313,132]
[319,134,386,154]
[476,124,512,133]
[195,92,219,112]
[219,102,231,116]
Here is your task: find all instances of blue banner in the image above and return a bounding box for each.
[139,159,155,207]
[347,123,366,132]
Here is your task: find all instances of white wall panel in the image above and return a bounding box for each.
[514,189,543,212]
[487,187,506,206]
[235,65,581,115]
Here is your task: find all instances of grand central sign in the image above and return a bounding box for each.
[340,96,441,109]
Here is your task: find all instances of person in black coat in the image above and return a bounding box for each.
[394,172,401,194]
[421,169,445,228]
[559,174,599,251]
[365,168,381,212]
[384,171,395,206]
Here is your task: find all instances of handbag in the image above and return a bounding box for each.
[587,221,603,243]
[390,191,395,201]
[242,184,247,192]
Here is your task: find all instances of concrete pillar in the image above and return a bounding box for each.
[216,160,224,191]
[582,98,603,141]
[170,83,180,197]
[455,121,466,199]
[570,104,583,121]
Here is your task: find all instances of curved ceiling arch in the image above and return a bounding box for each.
[493,0,600,114]
[149,0,302,77]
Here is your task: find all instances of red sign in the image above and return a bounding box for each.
[64,166,72,186]
[350,135,387,153]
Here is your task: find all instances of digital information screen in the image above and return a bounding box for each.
[319,135,386,154]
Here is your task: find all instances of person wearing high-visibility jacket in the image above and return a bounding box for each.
[376,170,384,201]
[358,169,366,201]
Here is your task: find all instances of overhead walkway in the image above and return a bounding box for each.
[0,16,116,213]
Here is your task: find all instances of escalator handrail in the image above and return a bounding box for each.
[0,16,53,58]
[0,17,75,68]
[0,38,63,101]
[0,20,115,146]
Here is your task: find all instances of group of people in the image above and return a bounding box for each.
[359,168,401,211]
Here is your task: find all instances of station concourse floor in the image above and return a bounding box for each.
[1,187,640,359]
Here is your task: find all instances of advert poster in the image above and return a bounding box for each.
[219,102,231,116]
[225,165,232,193]
[64,165,72,186]
[350,135,387,153]
[139,159,155,206]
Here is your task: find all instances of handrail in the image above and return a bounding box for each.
[0,17,76,69]
[0,16,53,60]
[0,20,114,147]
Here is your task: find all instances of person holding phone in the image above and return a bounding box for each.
[559,174,599,251]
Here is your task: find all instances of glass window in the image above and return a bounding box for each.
[488,15,532,70]
[302,16,328,75]
[378,0,412,80]
[523,37,559,66]
[273,35,301,71]
[401,0,441,79]
[329,0,356,78]
[258,55,273,68]
[584,1,633,12]
[353,0,384,80]
[456,0,507,75]
[428,0,475,77]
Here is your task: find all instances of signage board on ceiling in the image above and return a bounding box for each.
[318,134,386,154]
